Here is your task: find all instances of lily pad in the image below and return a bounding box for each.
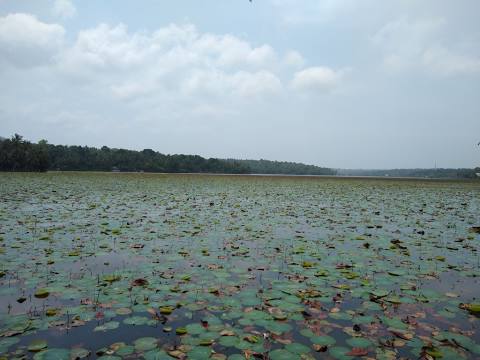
[34,289,49,299]
[134,337,158,352]
[28,339,48,352]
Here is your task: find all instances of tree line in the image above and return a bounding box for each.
[227,159,336,176]
[0,134,49,172]
[0,134,336,175]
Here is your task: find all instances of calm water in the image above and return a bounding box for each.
[0,173,479,359]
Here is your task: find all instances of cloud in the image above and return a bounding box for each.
[0,13,65,67]
[181,69,282,98]
[372,17,480,76]
[284,50,305,68]
[0,14,337,101]
[193,33,277,68]
[231,71,282,97]
[58,23,150,72]
[59,23,278,73]
[57,23,288,100]
[292,66,344,92]
[52,0,77,19]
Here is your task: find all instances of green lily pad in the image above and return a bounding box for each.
[103,274,121,283]
[285,342,311,354]
[94,321,119,332]
[159,306,174,315]
[134,337,158,352]
[123,316,149,326]
[311,335,336,346]
[346,337,372,348]
[143,349,171,360]
[28,339,48,352]
[176,327,188,335]
[34,289,50,299]
[115,307,132,315]
[33,348,70,360]
[329,346,354,360]
[269,349,300,360]
[70,348,90,359]
[187,346,212,359]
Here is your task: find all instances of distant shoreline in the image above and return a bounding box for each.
[2,135,477,179]
[2,170,478,182]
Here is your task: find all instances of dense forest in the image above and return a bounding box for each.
[0,134,335,175]
[0,134,50,172]
[2,134,477,178]
[228,159,337,175]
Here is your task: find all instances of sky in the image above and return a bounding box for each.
[0,0,479,169]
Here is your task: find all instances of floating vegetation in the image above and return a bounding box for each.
[0,172,479,359]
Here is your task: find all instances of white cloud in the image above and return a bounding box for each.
[59,23,278,74]
[292,66,344,92]
[57,23,288,100]
[0,17,341,101]
[0,13,65,67]
[284,50,305,68]
[372,17,480,76]
[59,23,150,72]
[53,0,77,19]
[183,70,282,98]
[193,34,277,68]
[228,71,283,97]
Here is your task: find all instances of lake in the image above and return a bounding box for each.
[0,172,479,359]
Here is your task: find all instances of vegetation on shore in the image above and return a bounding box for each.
[1,134,477,178]
[0,134,335,175]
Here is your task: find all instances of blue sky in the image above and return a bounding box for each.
[0,0,479,168]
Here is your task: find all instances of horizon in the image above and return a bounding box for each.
[1,1,479,168]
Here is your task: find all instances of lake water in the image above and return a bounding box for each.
[0,173,479,359]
